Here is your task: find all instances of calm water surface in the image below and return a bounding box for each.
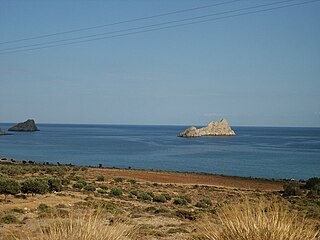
[0,123,319,180]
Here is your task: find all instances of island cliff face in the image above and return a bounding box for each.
[8,119,39,131]
[178,119,235,137]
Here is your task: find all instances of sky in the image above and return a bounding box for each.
[0,0,320,127]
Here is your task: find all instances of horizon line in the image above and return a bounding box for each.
[1,121,320,129]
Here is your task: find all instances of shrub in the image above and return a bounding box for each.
[109,187,123,196]
[138,192,153,201]
[305,177,320,190]
[197,198,320,240]
[48,178,62,192]
[96,175,105,182]
[307,184,320,198]
[38,203,53,214]
[0,177,20,198]
[61,178,70,186]
[195,197,213,208]
[72,182,85,190]
[173,197,188,205]
[0,214,20,224]
[21,178,49,195]
[153,195,167,203]
[162,193,171,201]
[114,177,123,183]
[173,195,192,205]
[83,184,96,192]
[283,182,303,196]
[11,207,25,214]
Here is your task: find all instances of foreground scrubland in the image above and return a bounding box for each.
[0,160,319,239]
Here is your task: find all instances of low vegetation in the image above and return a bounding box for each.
[0,161,319,240]
[197,199,319,240]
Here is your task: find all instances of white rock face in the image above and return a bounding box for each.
[178,119,235,137]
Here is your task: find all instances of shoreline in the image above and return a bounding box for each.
[0,156,284,191]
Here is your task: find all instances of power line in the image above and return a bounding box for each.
[0,0,318,55]
[0,0,241,45]
[0,0,299,52]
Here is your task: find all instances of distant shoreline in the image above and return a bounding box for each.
[1,122,320,128]
[0,156,284,191]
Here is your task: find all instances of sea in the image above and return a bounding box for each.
[0,123,319,180]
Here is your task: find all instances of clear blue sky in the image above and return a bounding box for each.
[1,0,319,127]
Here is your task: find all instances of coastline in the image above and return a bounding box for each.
[0,157,284,191]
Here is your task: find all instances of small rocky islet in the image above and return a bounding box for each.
[8,119,39,132]
[178,118,235,137]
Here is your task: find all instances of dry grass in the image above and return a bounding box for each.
[10,208,133,240]
[197,198,320,240]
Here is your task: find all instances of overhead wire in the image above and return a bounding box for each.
[0,0,319,55]
[0,0,241,45]
[0,0,298,52]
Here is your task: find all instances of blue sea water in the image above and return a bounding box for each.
[0,123,319,180]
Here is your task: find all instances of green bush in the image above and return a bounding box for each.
[83,184,96,192]
[138,192,153,201]
[195,197,213,208]
[283,182,303,196]
[162,193,172,201]
[174,195,192,205]
[96,175,105,182]
[21,178,49,195]
[153,195,167,203]
[146,191,155,198]
[305,177,320,190]
[0,177,20,197]
[48,178,62,192]
[0,214,20,224]
[61,178,70,186]
[38,203,53,213]
[72,182,85,190]
[173,198,188,205]
[114,177,124,183]
[109,187,123,196]
[307,184,320,198]
[76,179,88,186]
[11,207,24,214]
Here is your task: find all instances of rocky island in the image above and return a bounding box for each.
[8,119,39,131]
[179,118,235,137]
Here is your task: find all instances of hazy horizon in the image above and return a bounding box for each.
[1,0,320,127]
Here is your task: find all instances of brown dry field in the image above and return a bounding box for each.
[86,168,283,191]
